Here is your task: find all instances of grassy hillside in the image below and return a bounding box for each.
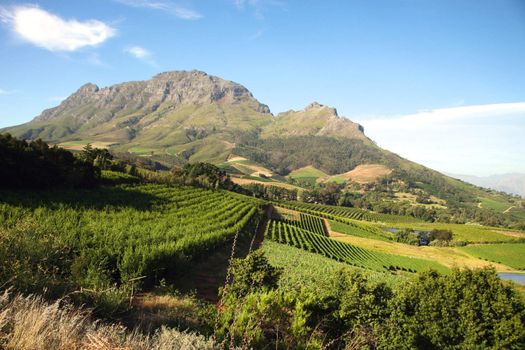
[460,243,525,270]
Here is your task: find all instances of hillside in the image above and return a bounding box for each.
[2,70,525,227]
[1,136,524,349]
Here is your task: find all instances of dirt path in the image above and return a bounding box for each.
[503,206,515,214]
[176,205,270,302]
[324,218,343,238]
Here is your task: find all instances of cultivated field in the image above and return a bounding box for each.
[460,243,525,270]
[265,219,448,273]
[0,184,262,286]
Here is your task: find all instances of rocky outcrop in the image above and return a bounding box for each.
[34,70,270,124]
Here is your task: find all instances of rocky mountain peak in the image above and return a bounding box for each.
[77,83,99,94]
[304,102,338,117]
[33,70,271,123]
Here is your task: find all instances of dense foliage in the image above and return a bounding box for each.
[234,136,396,175]
[216,250,525,349]
[0,185,262,299]
[0,133,98,188]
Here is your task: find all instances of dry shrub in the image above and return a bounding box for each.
[0,290,215,350]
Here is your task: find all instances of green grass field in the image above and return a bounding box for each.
[479,197,512,212]
[288,166,328,179]
[393,222,520,243]
[460,243,525,270]
[127,146,159,155]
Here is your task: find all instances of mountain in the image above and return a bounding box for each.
[3,70,273,163]
[2,70,373,165]
[3,70,525,227]
[449,173,525,198]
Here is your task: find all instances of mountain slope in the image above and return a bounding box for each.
[2,70,524,227]
[3,70,273,163]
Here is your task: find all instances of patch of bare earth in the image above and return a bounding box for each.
[231,177,301,190]
[227,155,247,162]
[336,164,392,184]
[492,229,525,238]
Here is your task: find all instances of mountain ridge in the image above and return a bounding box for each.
[1,70,369,166]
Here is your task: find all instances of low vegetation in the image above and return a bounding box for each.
[0,291,214,350]
[461,243,525,270]
[265,219,448,273]
[0,135,524,349]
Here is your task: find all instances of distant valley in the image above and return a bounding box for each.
[449,173,525,198]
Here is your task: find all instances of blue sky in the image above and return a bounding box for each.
[0,0,524,176]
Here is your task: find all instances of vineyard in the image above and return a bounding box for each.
[0,184,263,287]
[264,219,448,273]
[275,201,420,224]
[328,220,395,241]
[275,212,327,236]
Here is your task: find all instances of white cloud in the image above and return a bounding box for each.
[124,45,158,67]
[362,102,525,130]
[114,0,202,20]
[125,46,151,59]
[357,102,525,176]
[0,5,115,52]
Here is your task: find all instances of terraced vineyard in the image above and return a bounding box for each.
[0,184,263,285]
[277,213,327,236]
[264,220,448,273]
[328,220,395,241]
[276,201,420,224]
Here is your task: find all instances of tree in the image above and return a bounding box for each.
[382,268,525,349]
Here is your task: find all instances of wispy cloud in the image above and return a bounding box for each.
[114,0,202,20]
[248,28,264,41]
[124,45,158,67]
[362,102,525,130]
[357,102,525,176]
[233,0,286,19]
[0,88,18,95]
[0,5,116,52]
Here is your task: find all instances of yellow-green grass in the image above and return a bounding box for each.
[323,175,347,184]
[231,177,303,191]
[460,243,525,270]
[391,222,522,243]
[479,197,513,212]
[329,232,516,272]
[127,146,159,155]
[288,166,328,179]
[58,140,115,150]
